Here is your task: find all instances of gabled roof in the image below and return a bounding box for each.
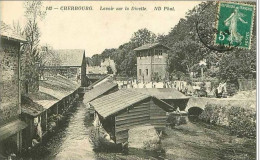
[90,89,174,119]
[133,43,170,51]
[53,49,85,67]
[0,21,26,42]
[129,88,189,100]
[83,81,118,103]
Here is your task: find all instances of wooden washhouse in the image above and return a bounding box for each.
[89,89,174,144]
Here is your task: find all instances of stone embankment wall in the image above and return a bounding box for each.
[0,39,20,125]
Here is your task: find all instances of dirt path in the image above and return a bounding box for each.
[162,118,256,160]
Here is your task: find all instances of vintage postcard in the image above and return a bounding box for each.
[0,0,258,160]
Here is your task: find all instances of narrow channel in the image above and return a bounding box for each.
[22,102,255,160]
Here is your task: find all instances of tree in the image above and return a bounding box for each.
[167,40,205,75]
[130,28,157,47]
[218,39,256,84]
[24,1,46,60]
[12,21,24,37]
[89,28,157,77]
[21,0,46,93]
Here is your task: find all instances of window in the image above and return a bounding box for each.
[158,49,163,56]
[146,69,148,76]
[155,49,163,57]
[139,69,142,76]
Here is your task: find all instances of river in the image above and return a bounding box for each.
[21,102,255,160]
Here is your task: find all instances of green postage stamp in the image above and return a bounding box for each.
[215,2,255,49]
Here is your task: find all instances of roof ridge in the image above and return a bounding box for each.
[1,21,26,42]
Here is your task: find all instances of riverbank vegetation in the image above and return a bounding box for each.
[199,103,256,138]
[162,118,256,160]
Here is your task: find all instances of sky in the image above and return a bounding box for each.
[1,1,201,57]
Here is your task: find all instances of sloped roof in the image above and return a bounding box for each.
[87,74,110,81]
[53,49,84,67]
[39,75,80,99]
[83,81,118,103]
[22,75,79,116]
[0,120,27,141]
[90,89,173,118]
[22,102,45,117]
[22,93,55,117]
[34,100,58,110]
[0,21,26,42]
[129,88,189,100]
[134,43,170,51]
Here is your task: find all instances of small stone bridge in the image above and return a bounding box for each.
[185,97,256,115]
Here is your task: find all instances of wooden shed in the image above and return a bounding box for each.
[89,89,174,144]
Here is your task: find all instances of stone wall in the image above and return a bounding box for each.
[137,47,168,82]
[0,38,20,125]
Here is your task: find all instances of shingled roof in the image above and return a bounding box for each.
[22,75,80,116]
[133,43,170,51]
[53,49,85,67]
[83,81,118,103]
[0,21,26,42]
[90,89,173,118]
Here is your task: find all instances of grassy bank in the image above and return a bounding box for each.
[199,104,256,138]
[162,119,256,160]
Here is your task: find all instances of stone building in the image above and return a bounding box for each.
[0,21,27,156]
[134,43,170,82]
[87,57,117,75]
[101,57,117,75]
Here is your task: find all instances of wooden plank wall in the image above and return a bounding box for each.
[149,99,167,130]
[115,100,150,144]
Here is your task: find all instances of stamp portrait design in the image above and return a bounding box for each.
[215,2,255,49]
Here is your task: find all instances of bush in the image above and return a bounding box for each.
[228,106,256,138]
[226,82,238,96]
[199,104,228,125]
[199,104,256,138]
[167,113,187,128]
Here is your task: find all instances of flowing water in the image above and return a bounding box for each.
[21,102,255,160]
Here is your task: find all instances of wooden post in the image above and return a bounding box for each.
[17,131,22,153]
[56,103,59,115]
[63,99,66,111]
[18,44,21,114]
[151,49,153,82]
[201,67,204,80]
[45,111,48,133]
